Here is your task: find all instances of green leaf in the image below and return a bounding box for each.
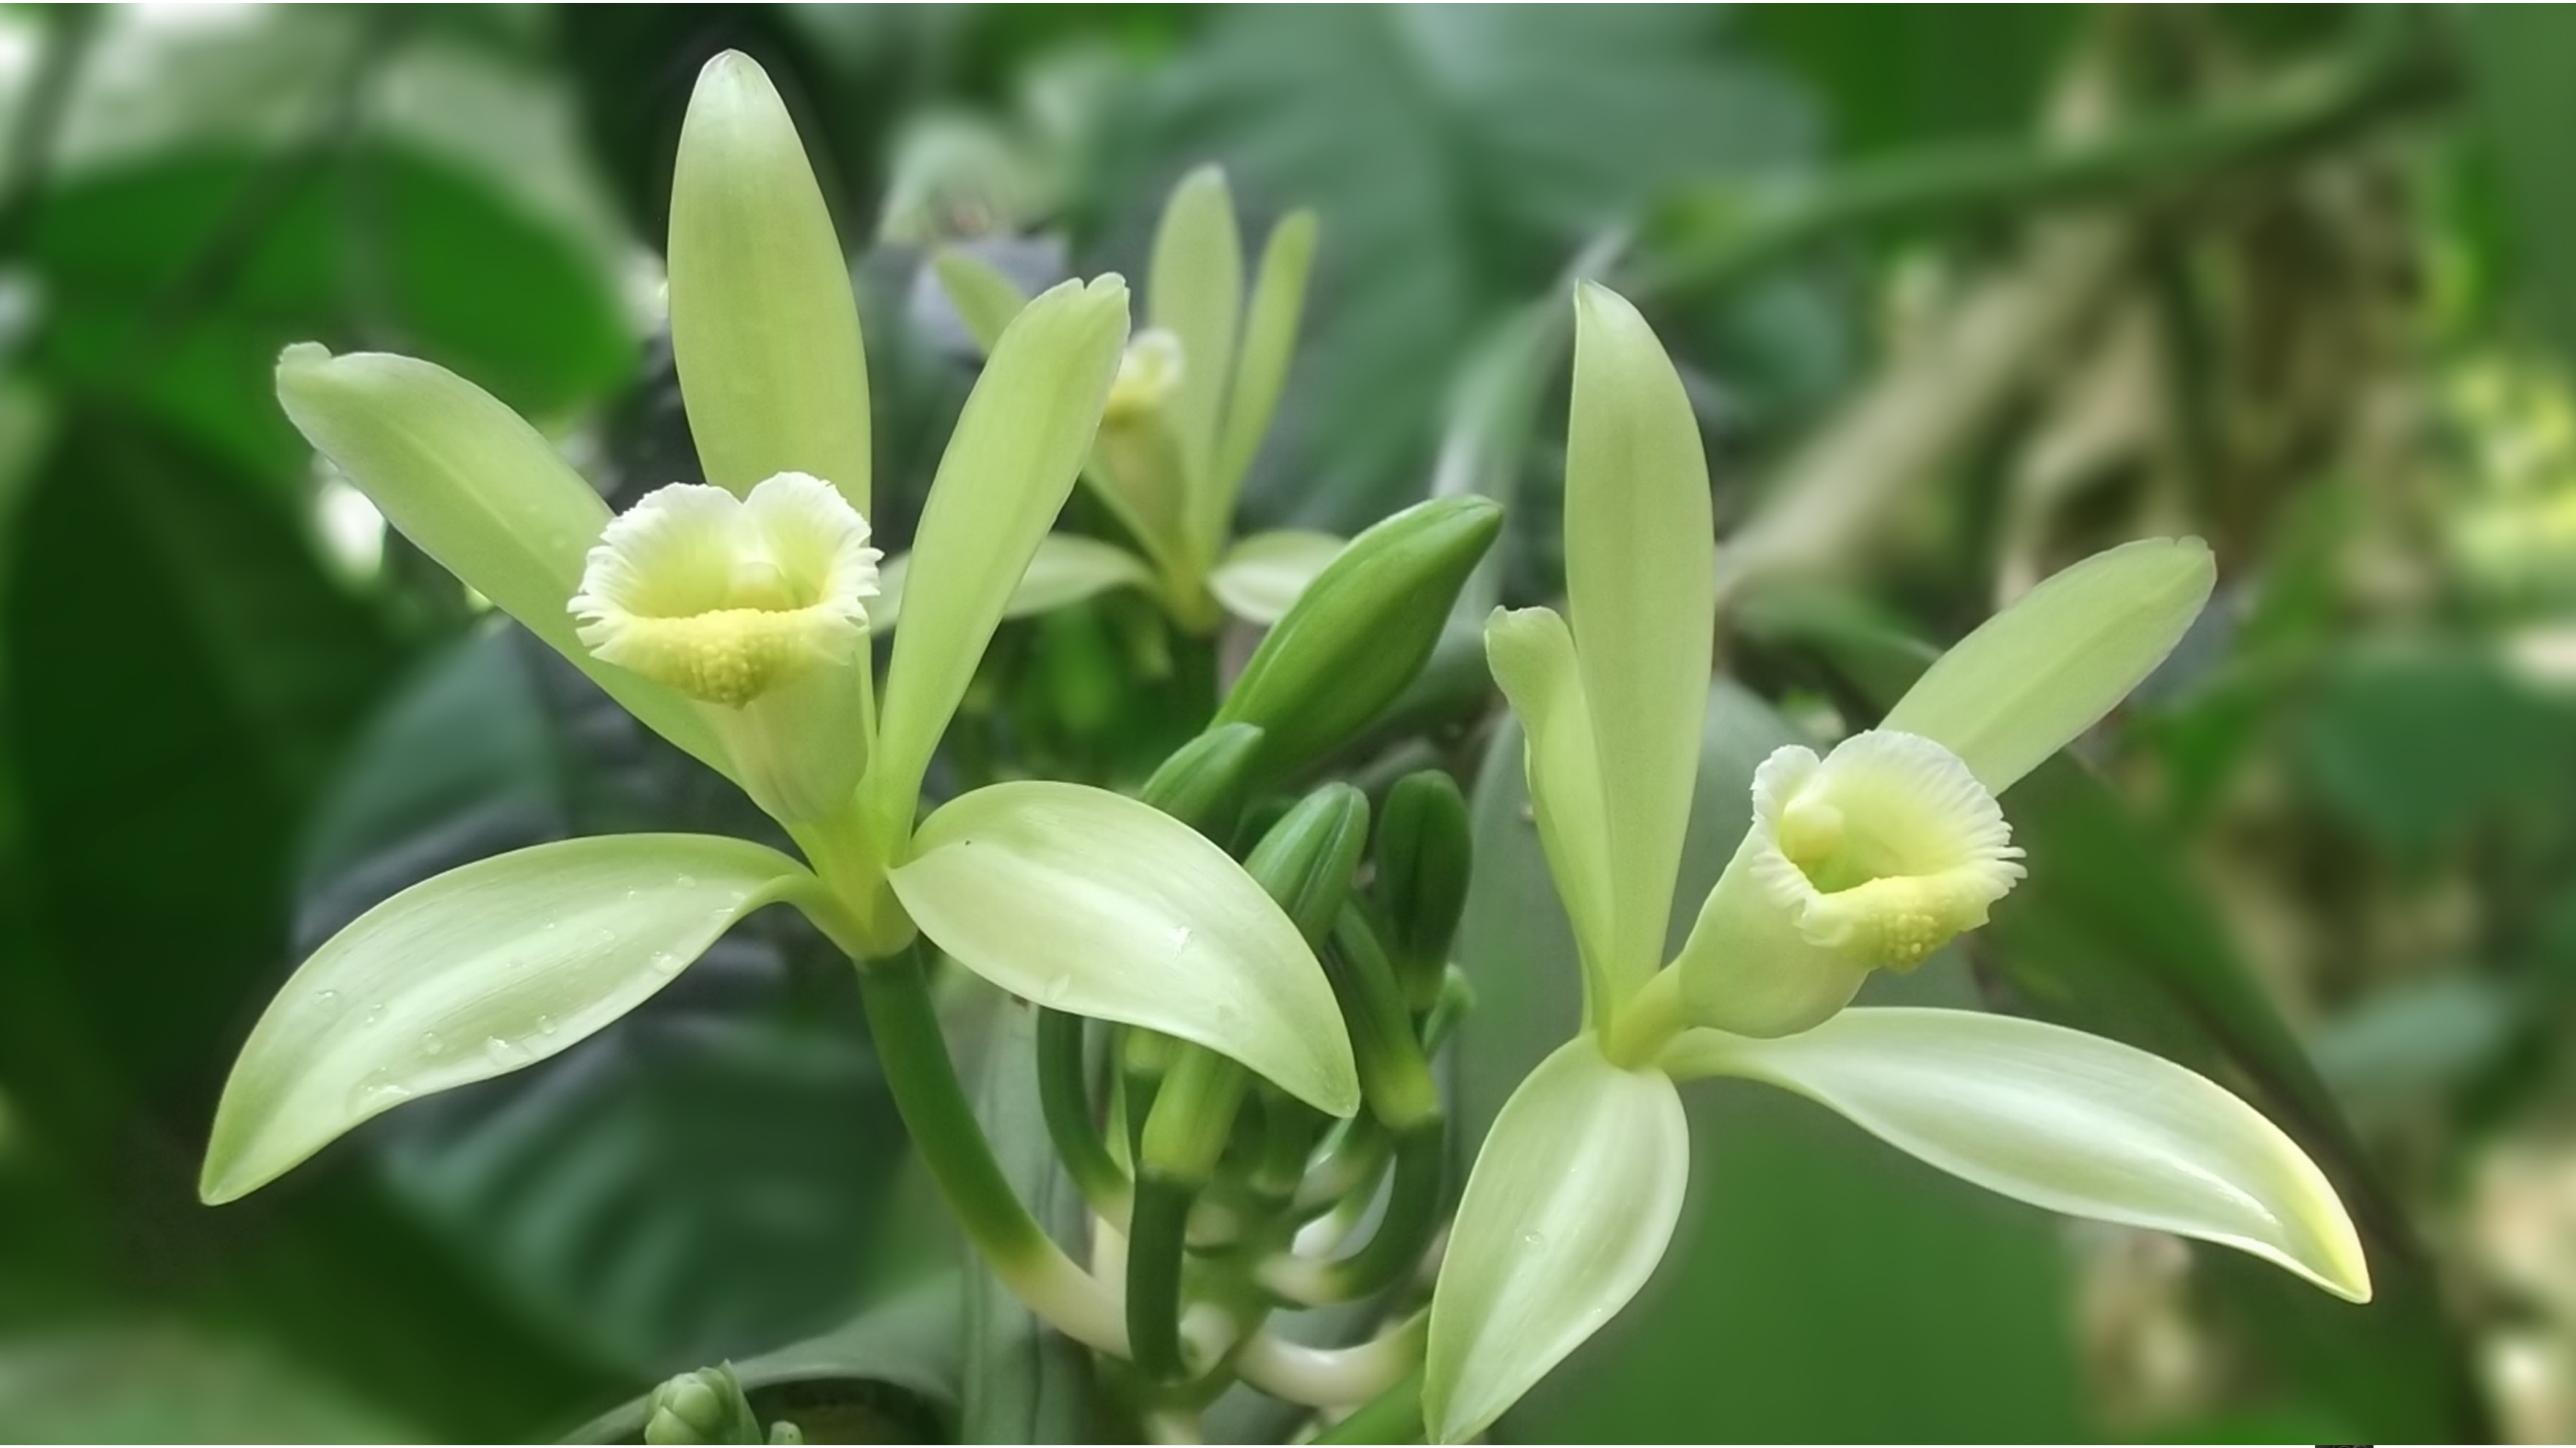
[1668,1008,2369,1301]
[0,1326,424,1443]
[273,346,727,775]
[1208,529,1343,625]
[1481,606,1617,1020]
[871,278,1129,834]
[1146,165,1244,504]
[1563,284,1713,995]
[667,52,873,513]
[931,247,1034,357]
[1423,1036,1688,1446]
[1880,537,2215,793]
[1210,209,1320,539]
[202,834,817,1205]
[869,536,1155,632]
[886,780,1359,1116]
[2464,7,2576,367]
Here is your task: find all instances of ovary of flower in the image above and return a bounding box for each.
[1744,729,2026,971]
[570,471,880,708]
[1101,328,1185,427]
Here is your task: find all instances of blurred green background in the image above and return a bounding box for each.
[1,4,2572,1441]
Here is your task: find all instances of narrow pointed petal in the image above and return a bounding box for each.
[1208,209,1318,541]
[931,246,1031,357]
[1484,606,1618,1021]
[1882,537,2215,793]
[202,835,818,1205]
[1148,165,1244,498]
[668,51,873,512]
[1665,1007,2370,1302]
[871,278,1129,828]
[1426,1037,1690,1444]
[276,346,725,773]
[1209,529,1343,625]
[888,781,1359,1116]
[1565,284,1714,992]
[867,537,1154,632]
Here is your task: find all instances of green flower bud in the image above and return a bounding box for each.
[1375,769,1473,1003]
[644,1365,762,1446]
[1242,783,1371,947]
[1139,722,1267,835]
[1215,495,1504,781]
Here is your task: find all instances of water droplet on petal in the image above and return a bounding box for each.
[349,1069,413,1111]
[362,1003,386,1026]
[313,988,340,1008]
[1165,926,1194,951]
[674,874,697,889]
[650,950,682,975]
[536,1015,558,1037]
[420,1031,445,1057]
[483,1035,532,1067]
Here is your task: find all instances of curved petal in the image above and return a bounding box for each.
[888,781,1359,1116]
[274,346,725,775]
[667,52,873,512]
[202,834,817,1205]
[871,278,1129,830]
[1565,284,1714,993]
[1208,209,1318,542]
[1666,1007,2369,1302]
[1209,529,1344,625]
[1881,537,2215,793]
[1484,606,1617,1020]
[1671,830,1869,1038]
[1147,165,1244,501]
[1425,1037,1690,1444]
[868,537,1153,632]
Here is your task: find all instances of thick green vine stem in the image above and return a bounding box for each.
[855,944,1128,1357]
[1037,1006,1133,1221]
[1129,1043,1251,1380]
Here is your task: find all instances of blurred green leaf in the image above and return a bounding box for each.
[2464,5,2576,366]
[1098,7,1814,530]
[2293,643,2576,864]
[1743,6,2077,161]
[295,629,908,1377]
[1455,681,2087,1441]
[0,1325,423,1443]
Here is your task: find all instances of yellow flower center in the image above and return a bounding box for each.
[568,472,880,707]
[1746,730,2025,971]
[1101,328,1185,427]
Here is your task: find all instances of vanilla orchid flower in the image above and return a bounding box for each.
[1421,284,2367,1444]
[892,165,1336,635]
[201,52,1357,1354]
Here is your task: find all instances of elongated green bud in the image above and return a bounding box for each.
[1216,496,1504,780]
[1139,722,1267,835]
[1242,783,1371,946]
[1375,769,1472,1004]
[644,1365,763,1446]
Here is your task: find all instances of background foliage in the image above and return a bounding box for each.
[0,4,2569,1441]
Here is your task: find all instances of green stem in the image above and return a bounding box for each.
[1627,17,2452,305]
[1037,1007,1133,1222]
[1266,1122,1445,1306]
[1311,1368,1425,1446]
[856,946,1127,1355]
[1125,1175,1194,1383]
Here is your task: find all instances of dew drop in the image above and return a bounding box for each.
[593,927,617,947]
[362,1003,387,1026]
[536,1015,559,1037]
[419,1031,445,1057]
[349,1069,413,1110]
[313,988,340,1008]
[484,1035,532,1067]
[674,874,697,889]
[650,950,682,976]
[1519,1230,1546,1248]
[1165,926,1194,951]
[542,917,561,932]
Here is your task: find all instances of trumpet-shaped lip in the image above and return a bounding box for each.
[1748,729,2026,970]
[1102,327,1185,425]
[568,471,879,707]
